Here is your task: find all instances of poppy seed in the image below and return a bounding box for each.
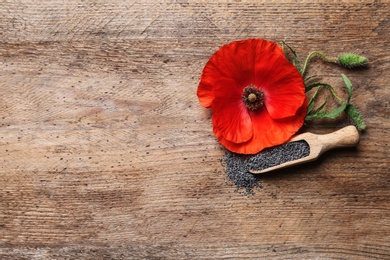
[223,140,310,194]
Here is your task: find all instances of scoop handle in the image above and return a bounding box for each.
[318,125,360,155]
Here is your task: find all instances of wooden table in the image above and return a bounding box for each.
[1,1,389,258]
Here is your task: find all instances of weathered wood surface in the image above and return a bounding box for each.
[1,1,389,259]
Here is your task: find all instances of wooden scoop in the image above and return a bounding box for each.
[249,125,360,174]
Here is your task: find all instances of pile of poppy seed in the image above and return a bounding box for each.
[223,140,310,194]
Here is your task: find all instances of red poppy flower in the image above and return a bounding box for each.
[197,38,307,154]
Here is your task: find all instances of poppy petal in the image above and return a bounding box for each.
[197,80,215,108]
[255,53,306,119]
[197,39,285,108]
[215,39,285,88]
[215,101,307,154]
[212,79,253,143]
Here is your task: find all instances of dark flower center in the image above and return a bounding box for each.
[242,85,264,111]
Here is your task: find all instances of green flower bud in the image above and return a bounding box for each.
[346,104,366,131]
[337,53,368,68]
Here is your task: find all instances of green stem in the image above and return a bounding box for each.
[306,82,344,104]
[282,40,302,72]
[301,51,338,76]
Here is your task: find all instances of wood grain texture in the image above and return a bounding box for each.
[1,0,389,259]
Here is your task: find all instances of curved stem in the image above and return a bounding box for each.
[301,51,338,76]
[306,82,344,104]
